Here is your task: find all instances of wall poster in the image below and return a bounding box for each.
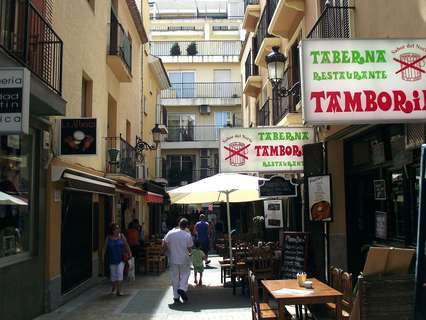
[308,175,332,222]
[375,211,387,239]
[263,199,283,229]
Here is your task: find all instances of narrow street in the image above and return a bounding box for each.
[36,256,251,320]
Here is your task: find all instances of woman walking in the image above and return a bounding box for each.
[103,223,132,296]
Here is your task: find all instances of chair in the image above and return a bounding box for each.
[146,245,166,274]
[251,247,274,281]
[231,246,249,295]
[358,274,415,320]
[219,259,232,284]
[326,270,353,319]
[248,271,278,320]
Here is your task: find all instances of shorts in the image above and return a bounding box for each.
[193,265,204,273]
[201,242,209,255]
[110,262,125,282]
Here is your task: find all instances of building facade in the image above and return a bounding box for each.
[0,0,66,319]
[44,0,150,311]
[241,0,426,287]
[149,0,244,217]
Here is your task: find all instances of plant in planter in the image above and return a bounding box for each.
[170,42,181,56]
[186,42,198,56]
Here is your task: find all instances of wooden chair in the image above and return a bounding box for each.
[219,259,232,284]
[249,271,278,320]
[146,245,166,274]
[231,247,249,295]
[329,266,343,291]
[326,270,353,319]
[251,247,274,281]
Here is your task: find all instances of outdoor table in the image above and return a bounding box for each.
[262,278,343,320]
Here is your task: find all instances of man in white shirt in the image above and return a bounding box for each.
[163,218,193,303]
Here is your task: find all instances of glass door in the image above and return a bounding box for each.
[168,71,195,98]
[167,114,195,141]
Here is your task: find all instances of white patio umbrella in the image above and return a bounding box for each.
[0,191,28,206]
[168,173,267,264]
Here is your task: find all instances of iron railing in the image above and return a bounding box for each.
[244,0,260,12]
[105,136,137,178]
[166,125,231,142]
[166,168,219,187]
[0,0,63,94]
[150,15,244,20]
[257,99,270,126]
[255,0,278,51]
[150,40,242,56]
[151,25,204,32]
[272,68,292,125]
[109,9,132,73]
[307,3,354,39]
[161,82,241,99]
[244,51,259,83]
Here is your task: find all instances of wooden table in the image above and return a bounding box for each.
[262,278,343,320]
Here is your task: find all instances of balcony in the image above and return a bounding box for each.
[254,0,281,67]
[166,168,219,188]
[243,50,262,98]
[307,4,354,39]
[150,40,242,63]
[107,9,132,82]
[160,82,241,106]
[268,0,304,38]
[162,125,233,149]
[242,0,261,32]
[257,99,271,126]
[0,0,63,95]
[105,136,137,180]
[272,67,300,125]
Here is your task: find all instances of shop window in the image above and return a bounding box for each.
[0,133,34,262]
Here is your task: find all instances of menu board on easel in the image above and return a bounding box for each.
[280,232,309,279]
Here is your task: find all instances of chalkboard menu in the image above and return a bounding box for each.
[260,176,298,198]
[280,232,309,279]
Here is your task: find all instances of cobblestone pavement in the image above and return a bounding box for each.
[36,255,252,320]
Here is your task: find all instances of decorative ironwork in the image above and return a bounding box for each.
[135,136,156,162]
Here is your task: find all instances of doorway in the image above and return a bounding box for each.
[61,190,93,293]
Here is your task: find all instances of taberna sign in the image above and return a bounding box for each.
[300,39,426,124]
[219,127,314,173]
[0,68,30,134]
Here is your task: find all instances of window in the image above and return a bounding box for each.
[214,112,232,138]
[167,114,195,142]
[168,71,195,98]
[166,155,195,187]
[0,133,34,262]
[81,74,93,117]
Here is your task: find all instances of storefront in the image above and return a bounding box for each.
[343,124,421,275]
[142,181,166,238]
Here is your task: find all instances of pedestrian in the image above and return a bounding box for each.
[191,241,206,286]
[126,220,140,272]
[194,214,211,264]
[102,223,132,296]
[163,218,193,303]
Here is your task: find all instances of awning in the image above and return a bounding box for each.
[144,192,164,204]
[52,166,116,195]
[116,183,146,196]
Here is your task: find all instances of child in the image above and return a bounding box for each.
[191,241,206,286]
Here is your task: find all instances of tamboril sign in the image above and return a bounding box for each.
[219,127,314,173]
[300,39,426,124]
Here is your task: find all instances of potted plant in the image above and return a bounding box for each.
[186,42,198,56]
[170,42,181,56]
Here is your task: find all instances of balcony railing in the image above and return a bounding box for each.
[166,168,219,187]
[255,0,278,51]
[0,0,63,94]
[150,41,242,56]
[105,136,137,178]
[151,25,204,32]
[272,68,298,125]
[109,9,132,73]
[244,0,260,12]
[166,125,229,142]
[161,82,241,99]
[150,15,244,20]
[257,99,270,126]
[307,4,354,39]
[245,51,259,83]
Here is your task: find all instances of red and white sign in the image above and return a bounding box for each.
[300,39,426,124]
[219,127,314,173]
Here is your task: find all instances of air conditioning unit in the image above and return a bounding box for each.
[199,104,211,114]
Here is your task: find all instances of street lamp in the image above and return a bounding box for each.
[265,46,300,97]
[136,124,162,155]
[151,123,162,145]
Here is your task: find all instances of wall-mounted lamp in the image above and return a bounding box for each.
[265,46,300,97]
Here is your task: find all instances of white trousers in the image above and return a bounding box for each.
[169,263,191,299]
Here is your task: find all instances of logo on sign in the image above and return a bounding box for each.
[393,43,426,82]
